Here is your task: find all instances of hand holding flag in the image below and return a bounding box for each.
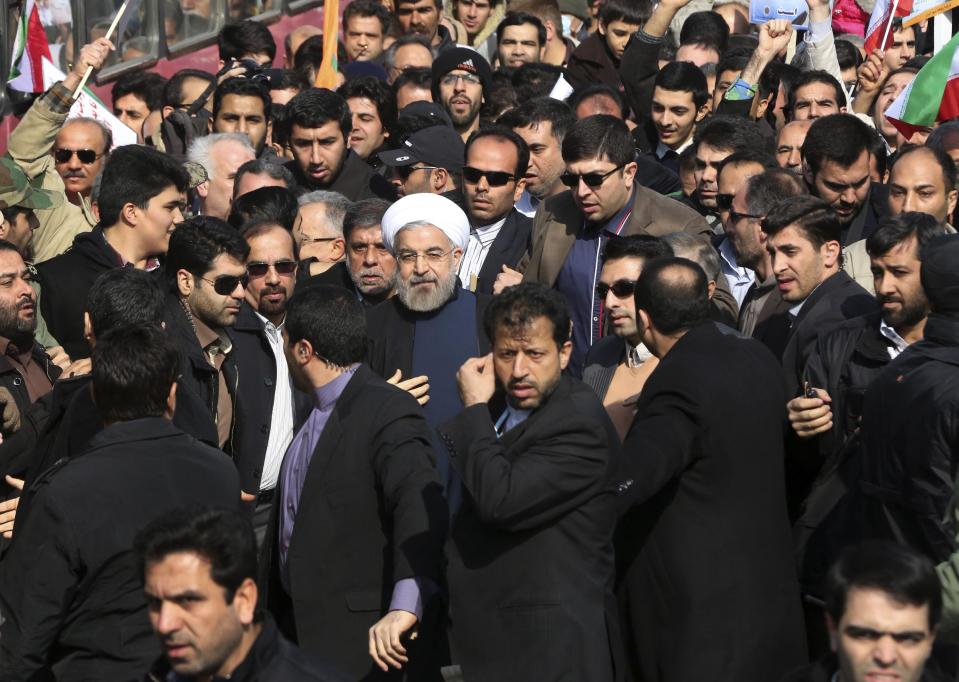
[63,38,114,95]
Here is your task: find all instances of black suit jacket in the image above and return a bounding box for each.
[617,322,805,682]
[0,418,240,682]
[436,378,624,682]
[365,292,491,379]
[261,365,447,681]
[474,210,532,296]
[231,303,312,493]
[779,270,878,398]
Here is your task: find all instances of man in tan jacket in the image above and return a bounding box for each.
[6,38,114,263]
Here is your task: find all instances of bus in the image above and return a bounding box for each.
[0,0,327,147]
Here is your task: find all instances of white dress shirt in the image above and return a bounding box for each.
[256,312,295,491]
[879,319,910,359]
[459,216,508,291]
[719,238,756,308]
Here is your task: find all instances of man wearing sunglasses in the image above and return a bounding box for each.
[432,48,491,143]
[163,217,250,455]
[231,221,305,547]
[459,128,533,296]
[523,115,709,376]
[294,191,350,280]
[6,38,113,263]
[379,125,466,199]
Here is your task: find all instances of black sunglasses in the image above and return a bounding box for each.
[729,210,764,224]
[247,260,297,278]
[396,165,438,180]
[596,279,636,298]
[560,164,625,189]
[463,166,516,187]
[53,148,103,164]
[202,273,249,295]
[716,193,735,211]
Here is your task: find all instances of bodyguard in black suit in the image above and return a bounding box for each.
[437,284,623,682]
[261,286,447,681]
[458,128,533,296]
[0,326,241,682]
[617,258,805,682]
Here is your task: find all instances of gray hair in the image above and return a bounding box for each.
[233,158,294,198]
[64,116,113,153]
[382,34,434,72]
[663,232,721,283]
[186,132,254,181]
[298,190,351,237]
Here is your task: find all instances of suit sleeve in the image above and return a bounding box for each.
[440,404,610,531]
[621,382,701,506]
[620,32,663,136]
[0,488,81,681]
[371,392,447,584]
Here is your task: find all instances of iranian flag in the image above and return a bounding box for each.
[7,0,52,93]
[864,0,915,53]
[885,31,959,139]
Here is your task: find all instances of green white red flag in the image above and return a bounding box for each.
[8,0,53,93]
[865,0,915,52]
[885,30,959,139]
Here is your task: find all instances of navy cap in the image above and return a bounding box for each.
[377,126,466,172]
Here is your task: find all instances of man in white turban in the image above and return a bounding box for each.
[368,192,491,512]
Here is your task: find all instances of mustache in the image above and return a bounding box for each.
[409,274,437,285]
[62,170,86,179]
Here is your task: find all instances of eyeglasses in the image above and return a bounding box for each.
[247,260,297,278]
[395,249,454,265]
[462,166,516,187]
[729,210,764,224]
[441,73,481,86]
[53,148,104,164]
[201,273,249,295]
[299,234,339,246]
[397,165,438,180]
[560,164,625,189]
[716,193,735,211]
[595,279,637,299]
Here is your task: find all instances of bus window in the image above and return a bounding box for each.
[227,0,281,22]
[85,0,159,76]
[35,0,76,74]
[168,0,222,52]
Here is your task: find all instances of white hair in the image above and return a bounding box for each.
[186,132,254,180]
[297,190,351,237]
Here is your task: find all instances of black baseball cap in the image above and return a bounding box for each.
[377,126,465,173]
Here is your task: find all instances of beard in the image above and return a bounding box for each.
[396,270,457,312]
[446,97,481,129]
[880,293,928,331]
[0,296,37,341]
[350,265,397,298]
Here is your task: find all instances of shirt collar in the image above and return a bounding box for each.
[313,363,359,411]
[625,340,653,367]
[471,215,508,244]
[879,319,910,356]
[655,135,693,158]
[718,238,745,273]
[598,186,636,236]
[254,310,285,335]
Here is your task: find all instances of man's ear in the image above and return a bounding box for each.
[83,311,94,342]
[232,577,259,626]
[176,269,195,299]
[121,201,139,227]
[696,104,710,122]
[597,20,607,36]
[432,167,450,192]
[823,239,842,268]
[558,339,572,370]
[165,381,177,420]
[196,180,210,199]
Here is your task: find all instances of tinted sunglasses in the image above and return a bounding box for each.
[595,279,636,298]
[247,260,297,278]
[53,148,103,164]
[463,166,516,187]
[560,164,624,188]
[202,273,249,295]
[397,165,438,180]
[715,193,735,211]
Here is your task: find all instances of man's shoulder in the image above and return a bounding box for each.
[634,184,709,224]
[539,190,580,223]
[584,334,622,368]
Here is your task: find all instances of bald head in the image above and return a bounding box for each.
[286,25,324,68]
[635,256,711,335]
[776,119,812,171]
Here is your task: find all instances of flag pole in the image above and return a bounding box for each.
[73,0,130,98]
[880,0,902,53]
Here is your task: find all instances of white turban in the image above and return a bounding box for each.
[380,193,470,252]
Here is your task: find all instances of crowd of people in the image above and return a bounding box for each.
[0,0,958,679]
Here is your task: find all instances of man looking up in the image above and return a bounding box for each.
[583,235,671,440]
[522,115,709,375]
[163,217,250,451]
[0,326,240,681]
[459,127,533,295]
[7,38,113,262]
[38,146,189,360]
[432,48,492,142]
[211,77,272,157]
[803,114,887,246]
[438,283,622,681]
[343,0,392,63]
[648,62,710,175]
[498,97,576,218]
[187,133,256,220]
[396,0,456,52]
[262,285,447,679]
[496,12,546,68]
[138,508,346,680]
[284,89,395,200]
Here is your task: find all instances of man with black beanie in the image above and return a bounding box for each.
[432,47,492,142]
